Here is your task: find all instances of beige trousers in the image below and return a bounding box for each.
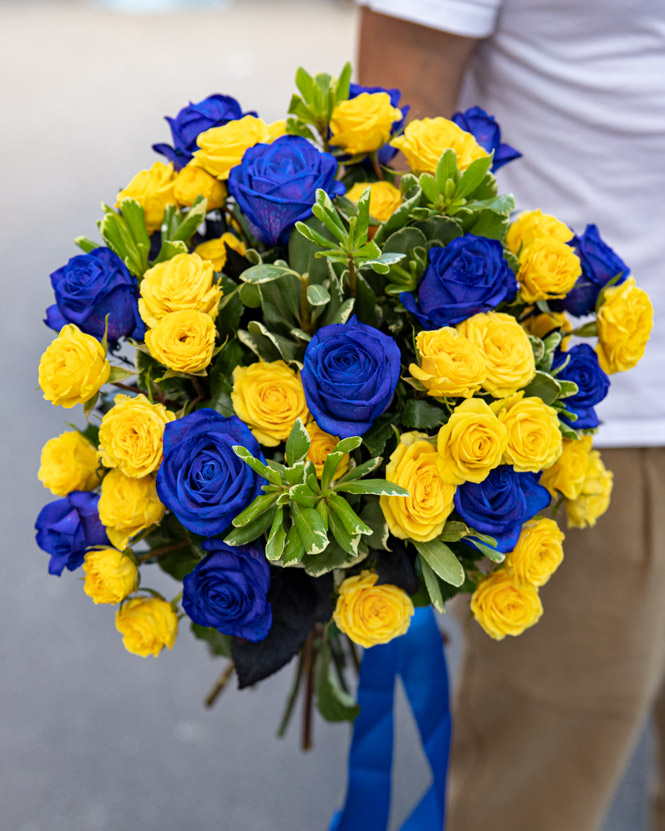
[447,447,665,831]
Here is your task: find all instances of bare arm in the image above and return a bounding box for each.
[357,8,479,119]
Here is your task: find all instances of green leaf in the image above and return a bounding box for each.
[282,522,306,564]
[557,380,579,398]
[265,509,287,561]
[316,642,359,723]
[239,282,262,308]
[522,370,562,405]
[435,149,459,189]
[373,185,423,245]
[328,509,361,556]
[414,540,464,587]
[572,321,598,338]
[333,436,363,454]
[292,503,329,555]
[321,451,345,490]
[334,61,352,105]
[419,173,440,202]
[306,284,331,307]
[362,414,394,457]
[438,521,471,542]
[191,623,231,658]
[289,483,319,508]
[74,236,99,253]
[359,499,390,551]
[171,195,209,242]
[239,263,297,284]
[224,507,276,546]
[420,559,446,613]
[401,399,445,430]
[153,238,188,266]
[107,365,136,384]
[337,457,383,482]
[326,493,372,536]
[468,538,505,564]
[83,391,99,419]
[455,154,494,199]
[117,197,150,272]
[232,446,281,484]
[334,479,409,497]
[231,493,278,528]
[285,417,311,465]
[295,67,316,105]
[302,538,364,576]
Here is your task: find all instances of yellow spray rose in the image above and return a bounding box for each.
[409,327,486,399]
[98,469,165,550]
[304,421,349,478]
[173,164,226,210]
[139,252,222,328]
[506,519,564,588]
[194,233,246,272]
[145,309,216,374]
[540,436,592,500]
[505,209,573,255]
[596,277,654,373]
[565,450,613,529]
[522,310,571,342]
[115,597,178,658]
[437,399,507,485]
[517,238,582,302]
[193,115,271,180]
[98,393,174,478]
[83,547,138,605]
[380,432,455,542]
[39,324,110,408]
[345,181,402,224]
[330,92,401,155]
[116,161,177,234]
[333,570,414,648]
[494,392,562,473]
[471,569,543,641]
[267,120,287,140]
[231,360,309,447]
[457,312,536,399]
[391,117,488,174]
[38,431,101,496]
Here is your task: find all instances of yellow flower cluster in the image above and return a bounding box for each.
[83,547,138,605]
[333,570,414,648]
[345,181,402,225]
[392,117,488,174]
[116,162,177,235]
[39,325,110,408]
[38,431,101,496]
[194,232,246,272]
[330,92,401,156]
[193,115,271,180]
[115,597,178,658]
[596,276,653,374]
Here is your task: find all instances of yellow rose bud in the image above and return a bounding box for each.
[38,431,101,496]
[494,392,562,473]
[194,233,246,272]
[83,547,138,605]
[391,117,488,174]
[409,327,486,399]
[145,309,216,374]
[345,181,402,224]
[98,469,165,550]
[231,360,309,447]
[116,161,177,235]
[471,568,543,641]
[522,309,571,341]
[38,324,110,409]
[505,209,573,255]
[193,115,271,180]
[565,449,613,529]
[267,119,287,140]
[139,252,222,328]
[506,518,564,588]
[330,92,402,156]
[436,399,507,485]
[115,597,178,658]
[173,164,226,210]
[380,432,456,542]
[98,393,174,478]
[517,238,582,303]
[540,436,592,500]
[457,312,536,399]
[596,277,654,373]
[304,421,349,478]
[333,570,414,648]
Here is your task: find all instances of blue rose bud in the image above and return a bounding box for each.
[35,491,108,576]
[562,224,630,317]
[183,540,272,642]
[401,234,518,328]
[45,248,144,344]
[156,409,265,538]
[551,344,610,429]
[348,82,409,165]
[301,315,401,439]
[452,106,521,171]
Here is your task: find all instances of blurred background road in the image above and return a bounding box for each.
[0,1,651,829]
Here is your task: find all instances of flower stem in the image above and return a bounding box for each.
[348,256,358,299]
[347,637,361,675]
[300,273,312,334]
[301,630,316,752]
[204,662,235,709]
[137,540,190,563]
[277,649,305,738]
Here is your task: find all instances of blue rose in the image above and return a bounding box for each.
[401,234,518,328]
[153,94,254,170]
[156,409,264,538]
[551,344,610,429]
[228,135,345,246]
[183,540,272,642]
[562,224,630,317]
[454,466,551,552]
[45,247,144,344]
[348,83,409,165]
[452,106,521,172]
[301,315,401,438]
[35,491,108,576]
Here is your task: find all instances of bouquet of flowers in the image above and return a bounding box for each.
[36,64,652,782]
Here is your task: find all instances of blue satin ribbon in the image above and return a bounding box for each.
[331,606,451,831]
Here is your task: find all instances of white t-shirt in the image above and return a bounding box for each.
[359,0,665,447]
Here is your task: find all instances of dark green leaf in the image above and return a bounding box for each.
[522,370,562,405]
[224,507,276,547]
[334,479,409,497]
[401,399,445,430]
[191,623,231,658]
[316,642,359,723]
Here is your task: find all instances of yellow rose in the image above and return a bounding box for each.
[231,360,309,447]
[505,209,573,255]
[333,570,414,648]
[116,161,177,234]
[457,312,536,399]
[436,399,507,485]
[173,164,226,210]
[98,469,165,550]
[330,92,401,156]
[193,115,271,180]
[267,119,287,140]
[522,309,571,341]
[98,393,174,478]
[380,432,455,542]
[471,568,543,641]
[345,181,402,224]
[39,324,110,409]
[540,436,592,500]
[596,277,654,373]
[115,597,178,658]
[494,392,562,472]
[194,233,246,272]
[391,117,488,174]
[38,431,101,496]
[565,449,613,529]
[506,518,564,588]
[145,309,216,374]
[139,252,222,328]
[517,238,582,302]
[83,547,138,605]
[409,327,486,399]
[304,421,349,478]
